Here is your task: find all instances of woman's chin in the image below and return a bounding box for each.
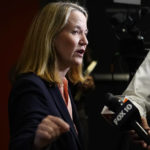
[73,58,83,65]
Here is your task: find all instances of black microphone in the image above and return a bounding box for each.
[104,92,150,145]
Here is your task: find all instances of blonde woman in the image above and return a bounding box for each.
[8,2,89,150]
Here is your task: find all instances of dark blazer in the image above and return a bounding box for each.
[8,73,84,150]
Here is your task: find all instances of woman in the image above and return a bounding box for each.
[8,2,89,150]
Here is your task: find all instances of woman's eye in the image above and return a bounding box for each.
[72,30,79,34]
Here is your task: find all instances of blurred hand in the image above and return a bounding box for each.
[129,117,150,149]
[33,115,70,150]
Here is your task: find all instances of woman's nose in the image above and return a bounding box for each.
[80,34,88,45]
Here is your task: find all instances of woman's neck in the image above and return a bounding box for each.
[58,68,70,81]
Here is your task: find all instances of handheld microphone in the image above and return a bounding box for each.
[104,92,150,145]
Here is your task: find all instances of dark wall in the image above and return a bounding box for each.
[87,0,150,74]
[86,1,118,73]
[0,1,39,149]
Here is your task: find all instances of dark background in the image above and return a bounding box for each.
[85,1,150,150]
[1,0,150,149]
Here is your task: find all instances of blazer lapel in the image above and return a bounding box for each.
[49,86,81,145]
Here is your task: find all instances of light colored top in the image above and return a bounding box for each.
[122,51,150,117]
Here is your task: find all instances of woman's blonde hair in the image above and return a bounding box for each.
[13,1,88,85]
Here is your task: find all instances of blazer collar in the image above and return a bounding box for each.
[48,85,81,147]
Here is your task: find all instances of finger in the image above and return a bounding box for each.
[147,145,150,150]
[34,128,54,149]
[141,117,150,129]
[128,130,136,135]
[133,140,147,148]
[37,122,64,144]
[47,115,70,132]
[37,127,53,140]
[41,116,68,137]
[128,130,139,139]
[146,129,150,134]
[131,134,139,140]
[38,124,56,139]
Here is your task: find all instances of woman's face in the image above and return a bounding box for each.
[54,10,88,69]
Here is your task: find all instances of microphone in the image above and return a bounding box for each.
[103,92,150,145]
